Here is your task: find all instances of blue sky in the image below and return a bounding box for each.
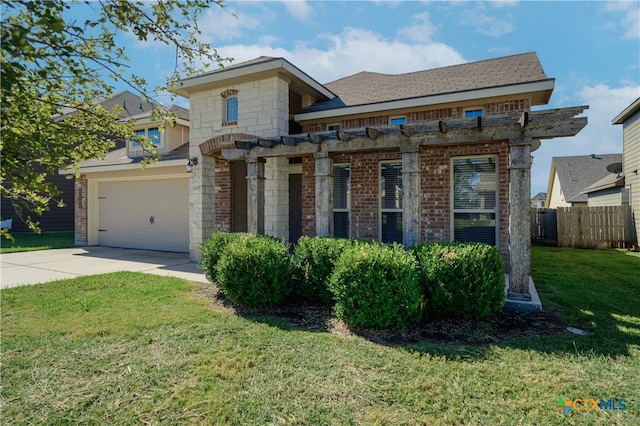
[75,0,639,195]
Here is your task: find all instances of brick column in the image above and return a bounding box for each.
[508,137,532,298]
[315,151,332,236]
[247,157,265,235]
[189,154,215,262]
[402,142,420,247]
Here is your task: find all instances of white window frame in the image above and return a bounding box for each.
[463,107,484,118]
[327,123,341,131]
[332,163,350,238]
[131,126,164,150]
[379,160,403,244]
[389,116,407,125]
[450,154,499,247]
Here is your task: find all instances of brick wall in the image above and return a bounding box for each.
[418,141,510,262]
[300,99,531,133]
[334,150,401,240]
[297,141,510,262]
[301,155,316,237]
[214,159,232,233]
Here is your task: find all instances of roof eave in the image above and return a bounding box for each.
[295,79,555,122]
[612,97,640,124]
[174,58,335,100]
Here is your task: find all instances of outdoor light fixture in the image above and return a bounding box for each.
[186,157,198,173]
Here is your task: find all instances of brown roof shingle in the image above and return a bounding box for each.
[324,52,549,106]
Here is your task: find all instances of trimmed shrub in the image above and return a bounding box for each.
[294,236,369,305]
[329,244,423,329]
[216,234,293,307]
[200,232,249,283]
[412,242,505,320]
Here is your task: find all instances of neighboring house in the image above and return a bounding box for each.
[1,172,74,233]
[168,51,587,304]
[613,97,640,247]
[530,192,547,208]
[61,91,191,252]
[545,154,622,208]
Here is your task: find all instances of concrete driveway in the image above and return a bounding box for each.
[1,246,208,289]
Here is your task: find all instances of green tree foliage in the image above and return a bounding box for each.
[1,0,230,235]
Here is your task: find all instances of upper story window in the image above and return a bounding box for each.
[464,108,483,118]
[328,123,341,131]
[221,89,239,126]
[132,127,162,148]
[226,97,238,122]
[390,116,406,125]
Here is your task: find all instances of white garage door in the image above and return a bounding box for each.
[98,178,189,252]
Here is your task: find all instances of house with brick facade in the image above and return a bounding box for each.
[68,52,587,307]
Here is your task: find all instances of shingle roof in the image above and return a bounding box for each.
[322,52,549,106]
[552,154,622,203]
[77,143,189,168]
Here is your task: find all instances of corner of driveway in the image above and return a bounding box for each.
[1,246,209,289]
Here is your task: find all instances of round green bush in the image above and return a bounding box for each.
[200,232,249,283]
[329,244,423,329]
[411,242,505,319]
[216,234,293,307]
[294,236,367,305]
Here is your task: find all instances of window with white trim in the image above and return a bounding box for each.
[132,127,162,148]
[389,116,406,125]
[328,123,341,131]
[451,156,497,246]
[380,161,403,244]
[464,108,483,118]
[225,96,238,122]
[333,164,350,238]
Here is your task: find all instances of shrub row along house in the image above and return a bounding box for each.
[65,52,587,308]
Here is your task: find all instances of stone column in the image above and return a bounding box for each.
[508,137,532,298]
[247,157,266,235]
[402,142,420,247]
[189,154,215,262]
[265,157,289,240]
[315,151,332,236]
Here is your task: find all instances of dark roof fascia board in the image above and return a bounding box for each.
[294,78,555,121]
[612,97,640,124]
[176,58,335,100]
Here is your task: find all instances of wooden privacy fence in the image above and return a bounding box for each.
[532,205,634,249]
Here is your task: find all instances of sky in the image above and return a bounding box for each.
[72,0,639,195]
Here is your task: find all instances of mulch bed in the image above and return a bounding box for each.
[194,285,566,347]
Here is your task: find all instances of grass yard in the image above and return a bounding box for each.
[0,232,75,253]
[1,247,639,425]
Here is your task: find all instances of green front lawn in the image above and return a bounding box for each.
[0,232,75,253]
[1,247,638,424]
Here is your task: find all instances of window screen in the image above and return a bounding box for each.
[452,157,497,245]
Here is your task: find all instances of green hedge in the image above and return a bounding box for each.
[200,232,249,283]
[412,242,505,320]
[216,234,293,307]
[329,244,423,329]
[294,236,369,305]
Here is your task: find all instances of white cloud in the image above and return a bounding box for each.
[198,4,265,42]
[530,84,640,194]
[398,11,438,43]
[218,27,465,83]
[603,1,640,40]
[281,0,313,21]
[458,3,515,37]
